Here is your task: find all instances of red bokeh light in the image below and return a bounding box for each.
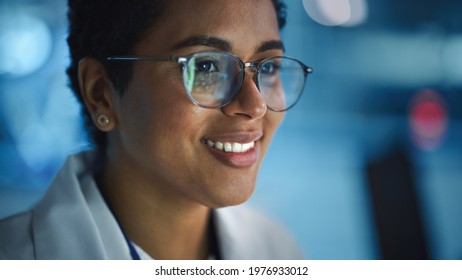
[408,89,448,151]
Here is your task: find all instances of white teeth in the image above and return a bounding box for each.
[204,140,255,153]
[224,142,232,152]
[242,142,255,151]
[215,142,224,150]
[233,143,242,153]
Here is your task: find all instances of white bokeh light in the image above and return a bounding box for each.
[0,12,52,77]
[302,0,368,27]
[343,0,368,27]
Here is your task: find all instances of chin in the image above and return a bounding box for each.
[204,182,256,208]
[207,197,251,209]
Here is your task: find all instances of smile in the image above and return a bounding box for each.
[204,139,255,153]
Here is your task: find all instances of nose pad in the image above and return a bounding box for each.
[244,62,258,74]
[243,64,260,90]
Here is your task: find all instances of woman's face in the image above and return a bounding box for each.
[108,0,284,208]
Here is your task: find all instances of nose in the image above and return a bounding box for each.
[221,70,267,119]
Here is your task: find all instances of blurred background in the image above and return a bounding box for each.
[0,0,461,259]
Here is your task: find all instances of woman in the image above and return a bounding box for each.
[0,0,312,259]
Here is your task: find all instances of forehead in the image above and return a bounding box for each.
[135,0,280,55]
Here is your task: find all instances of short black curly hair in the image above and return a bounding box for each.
[66,0,287,154]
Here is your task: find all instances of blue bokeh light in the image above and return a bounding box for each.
[0,12,52,77]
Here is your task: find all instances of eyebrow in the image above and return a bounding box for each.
[256,40,285,53]
[170,35,285,53]
[171,36,232,52]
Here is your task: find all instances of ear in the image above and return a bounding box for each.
[78,58,117,132]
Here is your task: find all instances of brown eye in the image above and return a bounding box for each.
[195,60,219,72]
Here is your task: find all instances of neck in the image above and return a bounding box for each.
[98,160,212,260]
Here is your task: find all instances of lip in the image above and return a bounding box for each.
[202,131,262,168]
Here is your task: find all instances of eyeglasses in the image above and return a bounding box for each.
[106,51,313,112]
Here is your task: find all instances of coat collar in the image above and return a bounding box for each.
[32,152,131,259]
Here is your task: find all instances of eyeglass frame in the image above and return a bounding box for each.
[106,51,313,112]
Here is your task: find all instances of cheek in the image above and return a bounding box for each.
[121,92,197,151]
[113,69,193,164]
[116,84,209,189]
[264,111,285,141]
[120,66,188,134]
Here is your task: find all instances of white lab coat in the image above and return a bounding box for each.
[0,151,302,259]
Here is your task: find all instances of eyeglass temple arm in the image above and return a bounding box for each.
[105,55,181,62]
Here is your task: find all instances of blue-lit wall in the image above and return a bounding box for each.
[1,0,461,259]
[0,0,88,219]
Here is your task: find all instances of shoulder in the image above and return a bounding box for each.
[0,151,129,259]
[214,205,303,260]
[0,152,89,259]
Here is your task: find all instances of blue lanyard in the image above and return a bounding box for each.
[116,223,141,261]
[119,226,141,260]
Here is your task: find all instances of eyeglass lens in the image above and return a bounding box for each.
[182,52,307,111]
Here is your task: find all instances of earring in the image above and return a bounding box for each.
[97,114,110,127]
